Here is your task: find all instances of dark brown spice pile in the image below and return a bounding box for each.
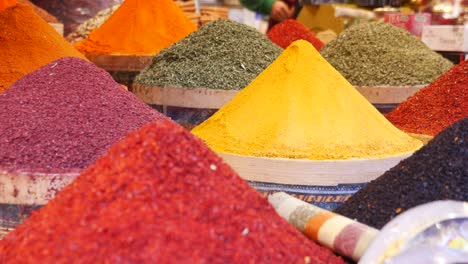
[0,57,165,173]
[335,118,468,229]
[0,120,344,263]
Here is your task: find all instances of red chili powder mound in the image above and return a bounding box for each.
[267,19,324,50]
[0,120,344,263]
[0,4,85,93]
[386,60,468,136]
[0,57,165,173]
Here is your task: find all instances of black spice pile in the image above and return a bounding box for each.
[0,57,165,173]
[335,118,468,229]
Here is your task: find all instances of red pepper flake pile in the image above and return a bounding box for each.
[267,19,324,50]
[386,60,468,136]
[0,120,344,263]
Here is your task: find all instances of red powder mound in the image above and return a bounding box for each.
[386,60,468,136]
[0,120,344,263]
[267,19,324,50]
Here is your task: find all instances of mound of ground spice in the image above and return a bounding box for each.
[17,0,58,22]
[335,118,468,229]
[267,19,324,50]
[0,4,85,93]
[0,0,15,11]
[74,0,196,55]
[386,60,468,136]
[192,40,422,159]
[135,19,282,90]
[0,120,344,263]
[0,57,165,173]
[320,22,453,86]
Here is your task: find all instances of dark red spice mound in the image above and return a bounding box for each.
[0,57,165,173]
[0,120,344,263]
[335,118,468,229]
[267,19,324,50]
[386,60,468,136]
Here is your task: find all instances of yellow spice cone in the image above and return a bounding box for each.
[192,40,422,160]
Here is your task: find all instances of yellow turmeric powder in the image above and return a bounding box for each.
[74,0,197,55]
[192,40,423,160]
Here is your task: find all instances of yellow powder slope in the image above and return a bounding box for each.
[74,0,197,55]
[192,40,423,160]
[0,4,86,93]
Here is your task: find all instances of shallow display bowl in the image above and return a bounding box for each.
[0,169,80,239]
[218,152,414,210]
[85,54,154,87]
[355,85,427,113]
[132,84,238,129]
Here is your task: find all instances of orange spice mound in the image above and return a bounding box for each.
[74,0,197,55]
[0,0,15,12]
[0,4,85,93]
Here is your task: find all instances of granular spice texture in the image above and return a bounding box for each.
[0,120,345,263]
[386,60,468,136]
[267,19,324,50]
[74,0,196,55]
[17,0,58,23]
[0,4,85,93]
[320,22,453,86]
[335,118,468,229]
[135,19,282,90]
[0,57,165,173]
[192,40,422,159]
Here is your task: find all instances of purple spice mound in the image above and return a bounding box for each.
[0,57,165,173]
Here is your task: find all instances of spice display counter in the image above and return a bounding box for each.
[0,169,80,239]
[218,152,413,210]
[355,85,426,113]
[86,54,154,87]
[132,84,238,129]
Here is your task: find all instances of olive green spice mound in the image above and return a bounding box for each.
[135,19,282,90]
[320,22,453,86]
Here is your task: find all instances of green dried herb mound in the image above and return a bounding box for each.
[135,19,282,90]
[320,22,453,87]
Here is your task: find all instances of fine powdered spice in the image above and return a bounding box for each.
[320,22,453,86]
[135,19,282,90]
[267,19,324,51]
[0,120,344,263]
[17,0,58,22]
[386,60,468,136]
[335,118,468,229]
[74,0,197,55]
[0,4,85,93]
[0,57,165,173]
[192,40,422,159]
[66,5,119,44]
[0,0,15,11]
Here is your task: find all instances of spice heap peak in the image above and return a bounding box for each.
[135,19,282,90]
[0,4,85,93]
[0,120,344,263]
[0,57,164,173]
[192,40,422,160]
[74,0,196,55]
[321,22,453,86]
[267,19,323,51]
[386,60,468,136]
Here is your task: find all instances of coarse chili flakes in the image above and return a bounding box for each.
[0,120,345,263]
[267,19,324,50]
[386,60,467,136]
